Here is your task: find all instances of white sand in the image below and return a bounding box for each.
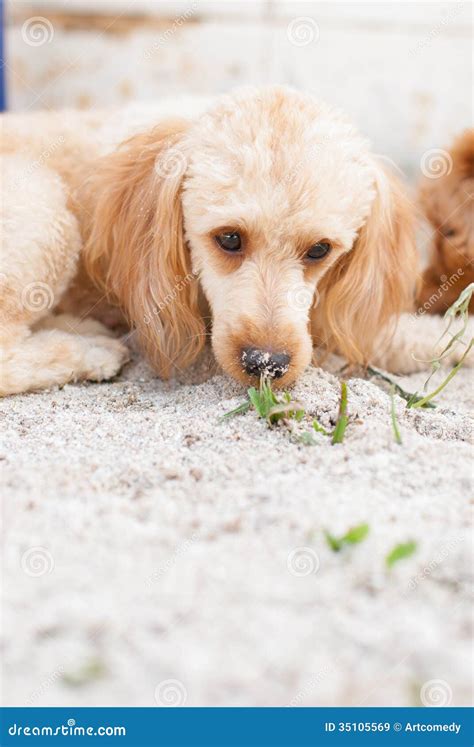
[1,345,472,707]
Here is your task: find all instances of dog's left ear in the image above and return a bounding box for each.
[82,119,205,378]
[315,162,418,366]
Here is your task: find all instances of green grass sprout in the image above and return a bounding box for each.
[385,541,417,568]
[325,523,370,552]
[62,657,106,687]
[390,386,402,445]
[223,378,349,445]
[331,381,349,444]
[267,392,305,424]
[222,377,304,425]
[313,418,329,436]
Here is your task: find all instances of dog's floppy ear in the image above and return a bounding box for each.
[82,119,205,377]
[315,162,418,365]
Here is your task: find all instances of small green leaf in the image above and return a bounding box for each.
[324,530,343,552]
[386,541,417,568]
[248,387,264,417]
[343,523,370,545]
[325,523,369,552]
[312,419,329,436]
[62,657,106,688]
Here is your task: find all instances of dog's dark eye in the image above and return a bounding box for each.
[215,231,242,252]
[306,241,331,261]
[443,227,456,238]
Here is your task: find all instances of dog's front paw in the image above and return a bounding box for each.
[82,337,130,382]
[73,316,117,338]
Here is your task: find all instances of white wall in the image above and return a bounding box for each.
[7,1,473,173]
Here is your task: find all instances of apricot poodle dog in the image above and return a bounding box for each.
[0,87,469,396]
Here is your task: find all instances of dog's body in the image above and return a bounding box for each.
[0,88,469,396]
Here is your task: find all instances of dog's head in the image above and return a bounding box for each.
[419,129,474,278]
[84,87,417,386]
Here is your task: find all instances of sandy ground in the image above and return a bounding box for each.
[1,341,473,708]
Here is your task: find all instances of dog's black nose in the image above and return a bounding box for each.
[241,347,291,379]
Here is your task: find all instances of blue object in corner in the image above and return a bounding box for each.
[0,0,5,110]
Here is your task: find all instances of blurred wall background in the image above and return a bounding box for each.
[6,0,472,175]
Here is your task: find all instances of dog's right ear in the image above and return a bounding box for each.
[315,161,418,366]
[82,119,205,378]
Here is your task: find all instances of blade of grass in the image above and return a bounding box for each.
[386,541,417,568]
[259,379,276,416]
[390,386,402,445]
[414,283,474,390]
[331,381,348,444]
[429,282,473,364]
[367,367,436,409]
[409,338,473,408]
[297,417,332,445]
[267,401,304,424]
[221,400,251,420]
[248,386,264,417]
[313,419,329,436]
